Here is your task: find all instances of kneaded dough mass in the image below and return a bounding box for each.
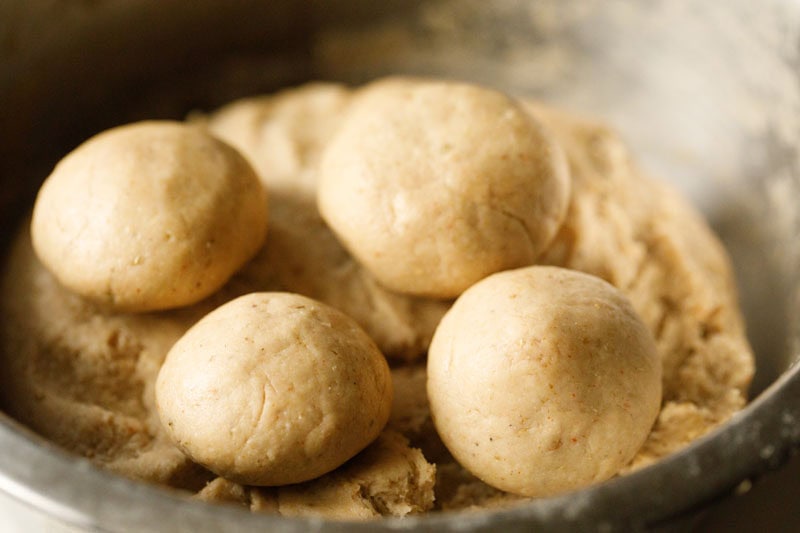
[0,81,755,519]
[196,430,437,519]
[428,266,661,497]
[31,121,268,312]
[318,78,570,299]
[156,292,392,486]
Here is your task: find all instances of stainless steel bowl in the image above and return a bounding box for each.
[1,1,799,531]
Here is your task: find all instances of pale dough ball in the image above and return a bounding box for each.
[318,78,570,299]
[31,121,268,312]
[427,266,661,497]
[155,292,393,486]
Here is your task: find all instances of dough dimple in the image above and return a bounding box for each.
[317,78,571,299]
[155,292,393,486]
[427,266,662,497]
[31,120,268,312]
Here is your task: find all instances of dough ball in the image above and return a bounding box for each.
[317,78,570,299]
[155,292,393,486]
[31,121,268,312]
[427,266,661,497]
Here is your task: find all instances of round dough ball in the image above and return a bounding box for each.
[427,266,661,497]
[31,121,268,312]
[155,292,393,486]
[318,78,570,299]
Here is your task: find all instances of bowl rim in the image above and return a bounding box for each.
[2,0,799,529]
[1,361,799,532]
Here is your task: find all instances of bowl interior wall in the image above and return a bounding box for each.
[0,3,798,530]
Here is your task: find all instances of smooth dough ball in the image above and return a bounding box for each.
[427,266,662,497]
[31,121,268,312]
[318,78,570,299]
[155,292,393,486]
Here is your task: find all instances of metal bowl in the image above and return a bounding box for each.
[1,1,799,530]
